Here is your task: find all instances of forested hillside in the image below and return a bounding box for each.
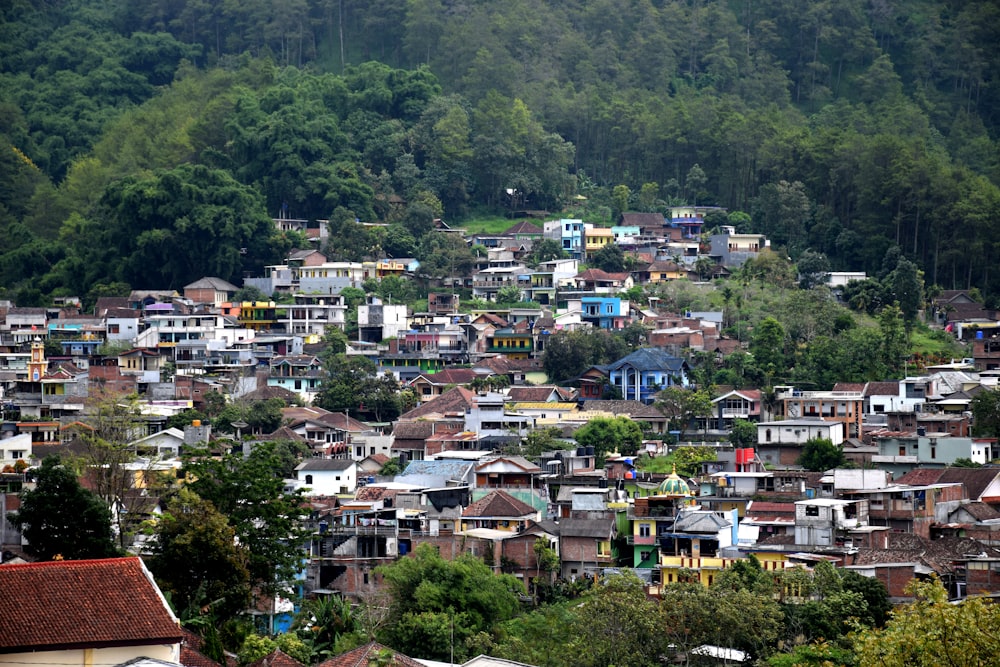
[1,0,998,303]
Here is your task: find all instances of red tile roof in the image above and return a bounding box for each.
[0,557,181,654]
[894,468,946,487]
[180,629,224,667]
[507,386,558,402]
[316,642,424,667]
[463,490,537,518]
[398,386,476,420]
[247,649,305,667]
[415,368,481,386]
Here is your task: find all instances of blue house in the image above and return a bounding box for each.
[544,219,585,260]
[607,348,689,404]
[581,296,628,330]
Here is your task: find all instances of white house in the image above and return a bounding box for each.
[757,418,845,446]
[128,428,185,459]
[0,432,31,466]
[294,459,358,495]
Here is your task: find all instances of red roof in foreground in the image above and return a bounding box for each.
[316,641,424,667]
[0,557,182,654]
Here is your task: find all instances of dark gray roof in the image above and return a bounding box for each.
[295,459,355,471]
[558,516,615,538]
[608,347,687,373]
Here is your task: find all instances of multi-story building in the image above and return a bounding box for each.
[871,433,995,478]
[708,226,768,267]
[487,328,533,359]
[279,294,346,339]
[357,297,408,344]
[580,296,629,330]
[543,219,585,259]
[296,262,369,294]
[777,386,864,438]
[583,224,614,258]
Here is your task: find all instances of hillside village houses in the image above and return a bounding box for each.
[5,207,1000,621]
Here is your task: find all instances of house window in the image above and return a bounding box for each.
[640,550,652,562]
[805,505,819,517]
[305,475,313,484]
[766,429,772,443]
[639,524,651,538]
[931,446,936,459]
[363,571,369,584]
[336,476,341,481]
[899,446,906,456]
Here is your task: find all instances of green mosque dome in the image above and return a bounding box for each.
[657,464,692,497]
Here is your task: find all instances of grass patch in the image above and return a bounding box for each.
[454,216,521,235]
[909,325,965,361]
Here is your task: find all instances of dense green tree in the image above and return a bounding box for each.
[416,232,476,278]
[750,317,787,377]
[753,180,812,254]
[885,257,923,326]
[655,387,713,440]
[971,388,1000,444]
[853,577,1000,666]
[149,488,251,622]
[516,427,570,458]
[574,416,643,460]
[377,543,523,662]
[588,243,626,273]
[496,284,524,305]
[182,443,310,605]
[659,581,784,662]
[322,326,349,356]
[79,164,278,291]
[729,419,758,449]
[797,437,845,471]
[315,354,385,417]
[796,250,831,289]
[12,456,119,560]
[569,573,667,667]
[541,328,629,383]
[216,397,286,436]
[291,595,357,663]
[611,185,631,221]
[524,238,569,267]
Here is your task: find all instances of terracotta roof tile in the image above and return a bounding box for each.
[398,386,476,420]
[894,468,946,487]
[865,382,900,397]
[247,649,304,667]
[938,468,1000,501]
[415,368,480,386]
[463,490,537,518]
[0,557,181,653]
[391,421,436,440]
[503,221,543,235]
[506,386,558,402]
[957,501,1000,521]
[316,642,424,667]
[180,629,223,667]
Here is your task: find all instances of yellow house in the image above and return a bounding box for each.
[584,225,615,258]
[488,328,533,359]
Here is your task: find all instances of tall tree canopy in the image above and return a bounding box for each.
[12,456,119,560]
